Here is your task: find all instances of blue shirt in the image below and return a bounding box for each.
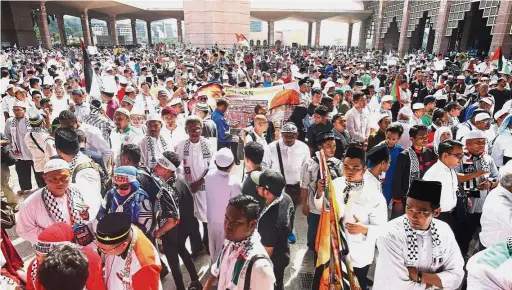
[211,109,232,143]
[371,142,404,204]
[464,104,478,122]
[263,80,272,87]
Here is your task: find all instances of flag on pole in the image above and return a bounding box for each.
[390,77,402,106]
[79,38,101,98]
[235,33,249,47]
[312,150,361,290]
[490,46,503,71]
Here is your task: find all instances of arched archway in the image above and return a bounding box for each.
[256,39,261,46]
[250,39,254,46]
[263,39,267,46]
[275,40,281,47]
[383,18,399,52]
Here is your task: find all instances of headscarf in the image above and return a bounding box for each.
[113,166,141,194]
[110,166,148,225]
[433,126,452,154]
[498,114,512,135]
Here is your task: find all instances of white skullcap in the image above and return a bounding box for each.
[412,103,425,110]
[44,159,70,173]
[324,81,335,89]
[381,95,394,102]
[115,108,131,117]
[169,98,182,106]
[125,86,136,93]
[479,97,493,106]
[215,148,234,167]
[466,130,486,140]
[494,108,509,120]
[13,101,27,109]
[399,106,413,117]
[474,112,491,122]
[146,113,162,123]
[165,77,174,83]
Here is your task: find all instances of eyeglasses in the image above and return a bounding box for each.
[405,204,431,217]
[47,176,70,184]
[447,152,464,159]
[114,183,130,191]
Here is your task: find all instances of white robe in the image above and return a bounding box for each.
[466,239,512,290]
[313,175,388,268]
[268,139,309,185]
[374,216,465,290]
[139,135,173,170]
[175,138,212,222]
[110,126,143,166]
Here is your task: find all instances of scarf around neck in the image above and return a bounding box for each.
[403,216,442,267]
[41,186,85,226]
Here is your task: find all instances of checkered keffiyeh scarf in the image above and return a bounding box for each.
[343,180,365,205]
[147,135,169,168]
[407,147,421,182]
[403,216,441,266]
[41,186,84,225]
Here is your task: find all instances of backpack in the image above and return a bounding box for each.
[453,122,472,141]
[72,162,111,198]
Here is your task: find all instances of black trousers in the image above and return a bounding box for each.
[162,225,199,290]
[34,171,45,188]
[218,141,239,163]
[353,265,370,290]
[273,258,289,290]
[189,218,209,254]
[437,211,456,231]
[15,160,34,190]
[454,212,481,256]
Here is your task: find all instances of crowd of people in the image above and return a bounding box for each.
[1,43,512,290]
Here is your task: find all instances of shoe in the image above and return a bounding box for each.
[159,266,169,278]
[235,160,241,165]
[190,247,207,259]
[288,233,297,244]
[188,280,202,290]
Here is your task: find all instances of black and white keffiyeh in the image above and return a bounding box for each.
[403,216,441,266]
[342,180,364,205]
[68,151,85,173]
[183,137,211,160]
[10,117,30,154]
[41,186,85,225]
[147,135,169,168]
[407,147,420,181]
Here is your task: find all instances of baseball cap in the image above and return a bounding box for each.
[250,169,285,197]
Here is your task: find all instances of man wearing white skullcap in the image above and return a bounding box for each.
[109,107,144,166]
[393,106,413,149]
[139,113,172,170]
[17,159,91,244]
[204,148,241,263]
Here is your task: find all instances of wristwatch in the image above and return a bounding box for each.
[417,271,423,284]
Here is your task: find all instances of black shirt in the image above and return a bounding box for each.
[307,103,317,116]
[489,88,511,114]
[306,121,334,152]
[242,167,266,211]
[258,193,293,267]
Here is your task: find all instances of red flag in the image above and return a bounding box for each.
[490,46,503,70]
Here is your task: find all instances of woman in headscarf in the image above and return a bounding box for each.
[287,104,308,142]
[26,222,105,290]
[96,166,154,237]
[428,126,453,156]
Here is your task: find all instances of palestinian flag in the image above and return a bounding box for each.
[501,56,510,75]
[390,77,402,106]
[235,33,249,47]
[312,150,361,290]
[490,46,503,71]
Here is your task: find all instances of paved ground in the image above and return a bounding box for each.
[4,160,316,289]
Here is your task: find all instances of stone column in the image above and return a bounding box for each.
[146,21,152,45]
[268,21,274,47]
[109,15,118,46]
[358,20,367,50]
[81,9,92,46]
[89,18,94,45]
[131,19,138,45]
[432,0,452,54]
[177,18,183,43]
[57,14,67,46]
[373,0,385,50]
[347,23,354,47]
[397,0,411,56]
[308,22,313,46]
[315,20,321,46]
[37,1,52,49]
[490,0,512,57]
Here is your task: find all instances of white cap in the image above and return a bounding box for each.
[119,78,128,85]
[115,108,131,117]
[6,84,14,90]
[324,81,335,89]
[474,112,491,122]
[399,106,413,117]
[457,75,465,80]
[381,95,394,102]
[378,114,391,122]
[146,113,162,123]
[13,101,27,109]
[494,108,509,120]
[215,148,234,167]
[412,103,425,110]
[169,98,182,106]
[105,65,113,71]
[44,159,70,173]
[466,130,487,140]
[222,74,229,80]
[479,97,494,106]
[125,86,136,93]
[165,77,174,83]
[130,107,145,116]
[336,78,344,84]
[435,94,448,100]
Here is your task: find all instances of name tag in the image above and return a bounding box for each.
[74,224,94,246]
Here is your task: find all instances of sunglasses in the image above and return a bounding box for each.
[114,183,130,191]
[447,152,464,159]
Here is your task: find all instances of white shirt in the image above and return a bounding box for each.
[161,126,187,150]
[50,95,69,120]
[477,62,495,74]
[4,117,32,160]
[371,77,380,90]
[24,130,53,172]
[139,135,173,170]
[268,139,309,185]
[204,169,241,225]
[423,161,458,212]
[70,152,103,219]
[44,136,57,162]
[374,217,464,290]
[245,129,271,168]
[175,138,212,222]
[73,102,90,122]
[433,59,446,71]
[313,175,388,268]
[79,123,112,165]
[409,115,423,126]
[466,240,512,289]
[491,131,512,167]
[110,126,144,165]
[345,107,371,142]
[479,185,512,248]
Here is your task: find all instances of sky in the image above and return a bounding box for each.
[116,0,363,45]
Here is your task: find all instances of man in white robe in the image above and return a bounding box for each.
[110,108,143,166]
[314,146,388,289]
[374,179,464,290]
[161,106,187,149]
[139,113,173,170]
[175,115,212,256]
